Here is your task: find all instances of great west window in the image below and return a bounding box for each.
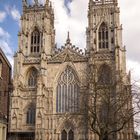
[56,66,79,113]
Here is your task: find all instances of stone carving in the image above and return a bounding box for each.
[48,48,87,63]
[23,58,41,64]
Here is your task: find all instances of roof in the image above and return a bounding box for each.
[0,47,12,68]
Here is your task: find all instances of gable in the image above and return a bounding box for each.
[48,48,87,63]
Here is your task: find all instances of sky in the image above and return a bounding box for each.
[0,0,140,82]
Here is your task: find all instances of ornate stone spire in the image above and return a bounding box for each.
[34,0,38,5]
[66,32,71,44]
[89,0,93,8]
[45,0,49,6]
[22,0,27,7]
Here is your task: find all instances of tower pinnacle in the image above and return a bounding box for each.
[22,0,27,7]
[45,0,49,6]
[34,0,38,5]
[66,32,71,44]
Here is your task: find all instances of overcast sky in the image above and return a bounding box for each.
[0,0,140,81]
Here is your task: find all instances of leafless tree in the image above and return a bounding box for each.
[80,64,140,140]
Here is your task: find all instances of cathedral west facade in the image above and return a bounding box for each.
[8,0,134,140]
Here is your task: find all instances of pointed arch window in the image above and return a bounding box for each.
[26,104,36,125]
[28,68,38,87]
[68,130,74,140]
[61,130,67,140]
[56,66,79,113]
[61,129,74,140]
[31,29,42,54]
[98,64,112,84]
[98,22,109,49]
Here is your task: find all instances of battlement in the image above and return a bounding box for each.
[92,0,117,5]
[22,0,53,13]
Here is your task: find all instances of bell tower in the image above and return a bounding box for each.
[20,0,55,57]
[87,0,126,74]
[86,1,133,140]
[9,0,55,139]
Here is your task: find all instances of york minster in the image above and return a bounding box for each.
[8,0,134,140]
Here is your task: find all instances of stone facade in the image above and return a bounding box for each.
[0,48,12,140]
[8,0,134,140]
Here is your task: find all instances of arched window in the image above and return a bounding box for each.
[56,66,79,113]
[98,64,112,84]
[31,29,42,54]
[26,104,36,125]
[61,130,67,140]
[68,130,74,140]
[28,68,38,87]
[98,22,109,49]
[61,129,74,140]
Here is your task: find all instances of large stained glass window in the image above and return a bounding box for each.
[56,66,79,113]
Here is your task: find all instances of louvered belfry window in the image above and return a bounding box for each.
[31,29,42,54]
[56,66,79,113]
[98,22,109,49]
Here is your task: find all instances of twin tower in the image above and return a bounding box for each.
[8,0,133,140]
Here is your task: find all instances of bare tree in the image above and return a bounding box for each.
[81,64,140,140]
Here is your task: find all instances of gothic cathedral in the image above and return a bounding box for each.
[9,0,134,140]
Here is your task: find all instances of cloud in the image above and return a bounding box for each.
[127,59,140,82]
[11,7,20,22]
[30,0,45,5]
[0,27,10,40]
[0,40,13,55]
[51,0,88,49]
[0,27,14,66]
[0,11,6,22]
[38,0,45,4]
[64,0,73,14]
[119,0,140,62]
[5,5,20,25]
